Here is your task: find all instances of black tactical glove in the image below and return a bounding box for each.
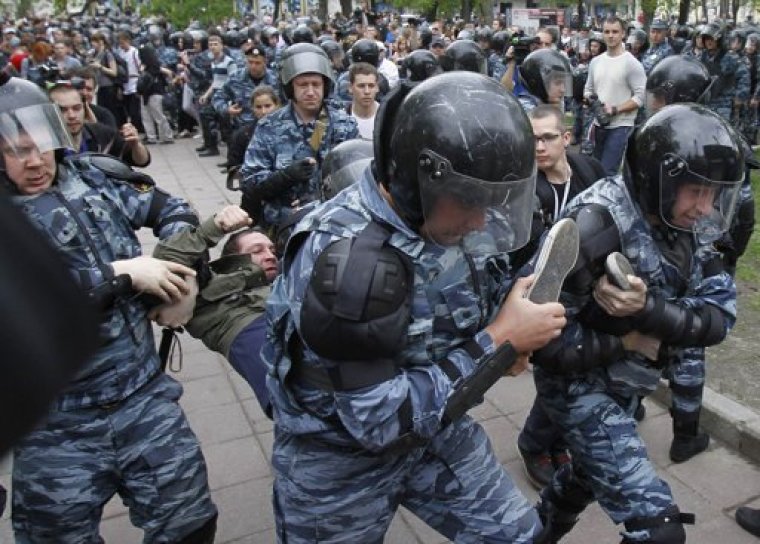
[283,158,316,184]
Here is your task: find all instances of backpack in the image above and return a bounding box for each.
[113,53,129,86]
[136,71,155,95]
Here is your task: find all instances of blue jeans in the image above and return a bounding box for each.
[593,125,633,176]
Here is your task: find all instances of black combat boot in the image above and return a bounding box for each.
[621,505,692,543]
[669,409,709,463]
[534,484,590,543]
[736,506,760,537]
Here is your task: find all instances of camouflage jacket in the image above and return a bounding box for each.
[533,174,736,398]
[241,102,358,228]
[211,68,279,126]
[264,169,516,452]
[641,41,674,75]
[10,156,199,411]
[153,216,270,358]
[700,49,751,117]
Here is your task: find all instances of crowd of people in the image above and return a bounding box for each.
[1,4,760,543]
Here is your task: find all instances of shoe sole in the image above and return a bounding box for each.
[525,218,579,304]
[605,252,634,291]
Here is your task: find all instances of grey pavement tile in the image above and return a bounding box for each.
[666,472,722,526]
[479,415,522,465]
[223,528,275,543]
[688,513,760,544]
[470,397,501,422]
[398,507,450,544]
[178,373,238,414]
[242,399,274,434]
[485,371,538,416]
[185,403,254,446]
[0,520,12,542]
[561,502,623,544]
[213,478,275,543]
[636,411,677,469]
[229,369,255,401]
[167,350,225,383]
[504,459,540,504]
[99,513,144,542]
[668,445,760,508]
[0,453,11,476]
[257,431,274,460]
[204,436,271,490]
[102,494,129,520]
[386,509,424,543]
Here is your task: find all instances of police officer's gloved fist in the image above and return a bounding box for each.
[283,158,316,184]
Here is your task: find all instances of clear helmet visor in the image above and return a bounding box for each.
[0,103,73,163]
[418,149,537,250]
[321,157,372,201]
[659,154,743,238]
[542,66,572,103]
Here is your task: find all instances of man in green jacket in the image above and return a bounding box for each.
[151,205,276,415]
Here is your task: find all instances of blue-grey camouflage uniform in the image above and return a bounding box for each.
[157,45,179,70]
[241,102,358,228]
[489,52,507,82]
[641,41,674,75]
[264,169,542,543]
[212,67,279,128]
[700,49,751,120]
[9,158,217,542]
[532,175,736,540]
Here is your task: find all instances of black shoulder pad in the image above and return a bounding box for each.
[564,203,621,296]
[300,222,412,361]
[76,152,156,190]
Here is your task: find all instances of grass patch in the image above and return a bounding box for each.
[734,157,760,311]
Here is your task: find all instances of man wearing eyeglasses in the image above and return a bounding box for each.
[48,81,150,167]
[510,105,606,489]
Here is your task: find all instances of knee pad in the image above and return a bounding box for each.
[176,514,217,544]
[623,505,694,543]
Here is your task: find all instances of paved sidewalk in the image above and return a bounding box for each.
[2,139,760,543]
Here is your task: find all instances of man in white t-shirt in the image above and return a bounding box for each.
[116,31,144,133]
[348,62,379,140]
[583,15,646,175]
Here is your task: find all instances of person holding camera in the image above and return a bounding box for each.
[583,15,646,176]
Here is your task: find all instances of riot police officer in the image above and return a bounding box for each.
[533,104,742,542]
[264,72,567,542]
[0,76,218,543]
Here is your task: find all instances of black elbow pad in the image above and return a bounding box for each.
[636,296,727,347]
[564,204,622,296]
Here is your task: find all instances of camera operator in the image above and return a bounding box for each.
[500,29,550,93]
[583,15,645,176]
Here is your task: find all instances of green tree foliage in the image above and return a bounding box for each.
[146,0,231,29]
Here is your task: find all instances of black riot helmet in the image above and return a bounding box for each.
[519,48,572,104]
[402,49,443,82]
[457,29,474,41]
[350,38,380,67]
[728,28,747,50]
[645,55,713,112]
[279,43,335,99]
[491,30,510,55]
[374,73,536,247]
[440,40,487,74]
[320,39,344,68]
[321,139,374,200]
[626,28,648,52]
[475,27,493,48]
[419,27,433,49]
[699,21,723,43]
[292,24,315,44]
[627,104,743,237]
[0,77,73,187]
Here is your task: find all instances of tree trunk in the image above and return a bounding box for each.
[340,0,351,17]
[577,0,584,29]
[318,0,327,21]
[425,0,439,22]
[274,0,280,23]
[731,0,739,24]
[701,0,708,21]
[461,0,471,23]
[678,0,690,24]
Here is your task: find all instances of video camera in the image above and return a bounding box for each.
[510,35,539,65]
[38,61,62,83]
[585,93,611,126]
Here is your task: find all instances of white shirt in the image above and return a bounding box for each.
[352,107,377,140]
[118,45,141,94]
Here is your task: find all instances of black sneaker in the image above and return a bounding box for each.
[195,145,208,153]
[605,252,634,290]
[519,446,555,490]
[525,218,579,304]
[736,506,760,537]
[198,148,220,157]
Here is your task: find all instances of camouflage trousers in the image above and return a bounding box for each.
[666,348,705,416]
[272,415,541,543]
[12,372,217,543]
[535,369,677,538]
